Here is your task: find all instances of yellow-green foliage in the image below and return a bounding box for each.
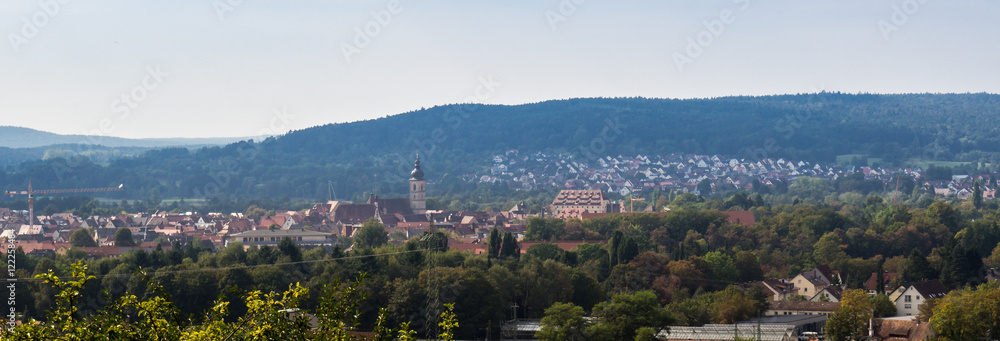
[0,263,443,341]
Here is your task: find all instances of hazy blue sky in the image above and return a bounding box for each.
[1,0,997,138]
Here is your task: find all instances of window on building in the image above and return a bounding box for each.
[905,295,912,303]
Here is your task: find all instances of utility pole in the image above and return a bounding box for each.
[510,303,519,341]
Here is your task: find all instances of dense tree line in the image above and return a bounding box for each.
[6,188,1000,339]
[4,93,1000,206]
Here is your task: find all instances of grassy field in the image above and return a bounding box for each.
[834,154,983,170]
[160,198,206,204]
[904,159,975,169]
[834,154,883,166]
[92,198,208,206]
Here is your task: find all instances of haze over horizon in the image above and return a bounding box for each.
[1,0,997,139]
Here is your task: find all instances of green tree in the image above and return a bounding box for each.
[714,287,763,324]
[588,290,674,340]
[526,217,566,241]
[488,227,502,258]
[438,303,459,341]
[696,179,712,196]
[278,237,303,262]
[113,227,137,247]
[869,294,896,318]
[825,289,872,341]
[499,231,520,259]
[941,243,982,289]
[526,243,565,261]
[903,248,934,281]
[618,236,640,265]
[813,232,847,265]
[245,205,268,220]
[930,282,1000,341]
[703,251,737,284]
[609,230,625,266]
[538,302,588,341]
[354,219,389,249]
[788,177,835,202]
[972,180,984,209]
[926,202,960,232]
[634,327,658,341]
[148,187,162,207]
[733,251,764,282]
[70,228,97,247]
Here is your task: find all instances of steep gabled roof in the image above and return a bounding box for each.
[908,279,947,299]
[377,198,413,216]
[332,203,377,225]
[864,272,899,291]
[816,286,843,301]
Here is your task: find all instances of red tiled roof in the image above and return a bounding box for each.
[721,210,756,226]
[518,240,606,253]
[332,204,377,225]
[551,190,605,206]
[864,272,899,291]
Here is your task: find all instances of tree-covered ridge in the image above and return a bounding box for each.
[2,93,1000,203]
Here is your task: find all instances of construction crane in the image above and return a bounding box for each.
[327,180,338,201]
[5,180,124,228]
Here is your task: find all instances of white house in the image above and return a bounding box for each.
[891,280,947,316]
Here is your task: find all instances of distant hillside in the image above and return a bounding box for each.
[2,93,999,202]
[0,126,257,149]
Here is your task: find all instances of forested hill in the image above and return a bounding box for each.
[2,93,1000,202]
[281,92,1000,166]
[0,126,254,149]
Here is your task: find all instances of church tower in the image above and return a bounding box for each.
[409,154,426,214]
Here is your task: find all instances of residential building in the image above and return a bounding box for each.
[810,286,843,302]
[225,229,336,249]
[870,316,931,341]
[549,190,610,216]
[658,324,797,341]
[791,265,839,298]
[892,280,947,316]
[766,301,839,316]
[864,272,899,295]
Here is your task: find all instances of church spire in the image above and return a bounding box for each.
[411,153,424,180]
